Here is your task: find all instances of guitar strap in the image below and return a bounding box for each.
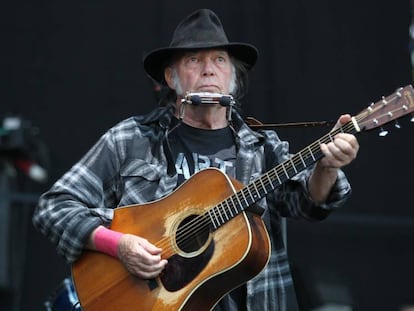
[245,116,335,130]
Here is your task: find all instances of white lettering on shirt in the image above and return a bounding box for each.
[175,152,234,180]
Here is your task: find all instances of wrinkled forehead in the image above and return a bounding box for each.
[169,48,232,65]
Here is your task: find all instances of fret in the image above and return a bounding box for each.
[227,198,239,215]
[274,171,282,185]
[225,201,234,218]
[281,163,289,179]
[258,177,268,196]
[228,196,239,214]
[247,188,256,205]
[292,155,305,171]
[233,193,244,211]
[217,204,226,223]
[300,151,310,167]
[246,186,256,203]
[265,173,276,189]
[298,151,307,168]
[251,183,260,201]
[226,203,233,219]
[308,146,316,161]
[215,207,224,226]
[289,158,298,174]
[221,203,230,221]
[208,209,218,230]
[240,190,249,206]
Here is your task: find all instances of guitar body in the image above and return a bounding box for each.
[72,168,271,311]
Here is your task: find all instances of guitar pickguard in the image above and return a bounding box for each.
[160,241,214,292]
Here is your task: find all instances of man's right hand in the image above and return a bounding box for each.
[117,234,168,279]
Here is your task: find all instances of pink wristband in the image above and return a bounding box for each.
[93,226,124,258]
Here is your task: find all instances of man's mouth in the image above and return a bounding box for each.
[197,85,220,92]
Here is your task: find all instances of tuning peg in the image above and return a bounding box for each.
[379,127,389,137]
[394,121,401,129]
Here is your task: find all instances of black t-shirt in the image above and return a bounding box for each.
[168,118,236,186]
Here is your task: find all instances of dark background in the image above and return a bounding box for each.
[1,0,413,310]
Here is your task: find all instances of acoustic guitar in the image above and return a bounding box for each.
[72,85,414,311]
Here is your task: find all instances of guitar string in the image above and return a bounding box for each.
[153,127,339,256]
[155,96,406,257]
[158,113,382,257]
[155,118,364,257]
[176,94,410,255]
[154,121,359,257]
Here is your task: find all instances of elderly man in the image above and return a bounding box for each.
[33,8,359,311]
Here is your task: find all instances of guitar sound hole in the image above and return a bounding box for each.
[176,214,210,253]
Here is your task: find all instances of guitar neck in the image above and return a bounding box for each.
[206,120,359,230]
[207,84,414,230]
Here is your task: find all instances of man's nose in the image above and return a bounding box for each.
[201,59,215,76]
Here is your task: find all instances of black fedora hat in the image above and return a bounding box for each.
[143,9,258,84]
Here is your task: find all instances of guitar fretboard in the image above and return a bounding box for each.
[206,121,358,230]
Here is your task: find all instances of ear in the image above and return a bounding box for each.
[164,67,174,90]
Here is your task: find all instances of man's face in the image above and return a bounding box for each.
[165,49,234,96]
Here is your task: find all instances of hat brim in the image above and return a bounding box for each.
[143,43,258,84]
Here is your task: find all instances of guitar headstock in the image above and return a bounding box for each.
[354,85,414,132]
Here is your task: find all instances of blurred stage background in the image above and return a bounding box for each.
[1,0,413,310]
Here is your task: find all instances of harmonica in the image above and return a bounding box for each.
[181,92,235,106]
